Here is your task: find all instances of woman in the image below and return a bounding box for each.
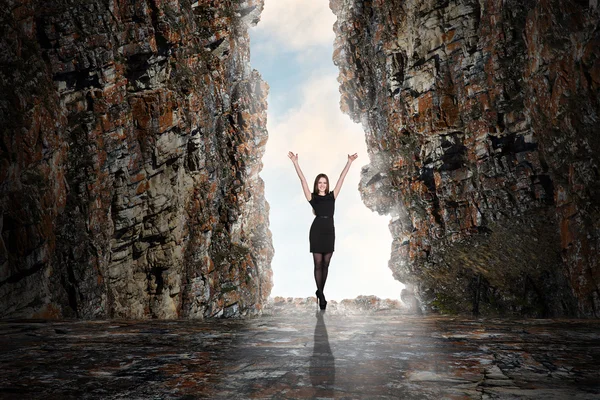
[288,151,358,310]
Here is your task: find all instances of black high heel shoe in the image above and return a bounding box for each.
[320,299,327,310]
[316,290,327,310]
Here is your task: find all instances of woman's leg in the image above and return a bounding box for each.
[320,253,333,301]
[313,253,333,291]
[313,253,324,293]
[321,252,333,297]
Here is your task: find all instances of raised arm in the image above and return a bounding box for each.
[332,153,358,199]
[288,152,312,201]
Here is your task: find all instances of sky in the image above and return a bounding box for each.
[249,0,405,301]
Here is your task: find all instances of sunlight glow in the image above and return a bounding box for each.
[250,0,404,300]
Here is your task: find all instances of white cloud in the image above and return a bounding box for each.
[255,0,336,51]
[263,70,362,173]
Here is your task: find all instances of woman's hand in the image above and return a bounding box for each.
[333,153,358,198]
[289,152,311,201]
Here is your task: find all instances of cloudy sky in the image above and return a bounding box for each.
[249,0,404,301]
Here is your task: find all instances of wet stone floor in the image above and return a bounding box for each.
[0,309,599,399]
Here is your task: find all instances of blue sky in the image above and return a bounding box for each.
[248,0,404,301]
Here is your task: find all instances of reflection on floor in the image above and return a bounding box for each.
[1,307,599,399]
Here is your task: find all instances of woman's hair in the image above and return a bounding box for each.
[312,173,330,195]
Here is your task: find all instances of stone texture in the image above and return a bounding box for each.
[330,0,600,317]
[0,0,273,319]
[0,312,599,398]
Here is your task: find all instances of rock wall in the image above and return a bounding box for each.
[0,0,273,319]
[331,0,600,316]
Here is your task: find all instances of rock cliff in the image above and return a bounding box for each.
[331,0,600,316]
[0,0,273,318]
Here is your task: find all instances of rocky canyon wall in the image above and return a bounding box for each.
[331,0,600,316]
[0,0,273,318]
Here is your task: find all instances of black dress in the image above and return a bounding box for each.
[309,192,336,253]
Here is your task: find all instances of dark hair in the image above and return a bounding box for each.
[313,173,330,195]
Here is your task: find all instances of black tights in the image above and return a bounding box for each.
[313,252,333,295]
